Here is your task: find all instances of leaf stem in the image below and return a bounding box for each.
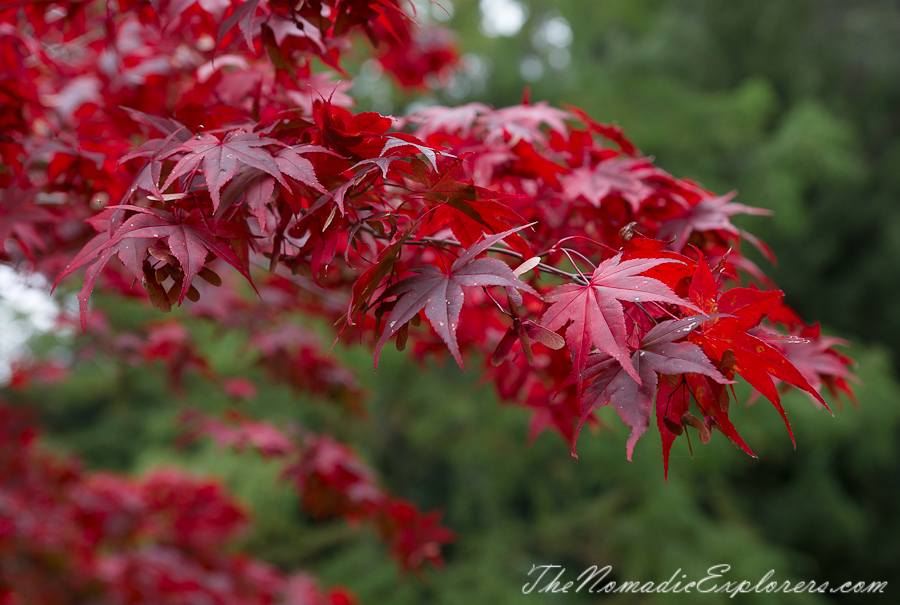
[351,223,590,285]
[409,236,589,285]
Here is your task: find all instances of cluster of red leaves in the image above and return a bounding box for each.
[0,0,863,600]
[375,24,459,89]
[392,102,857,474]
[7,296,366,413]
[183,412,455,572]
[1,0,857,476]
[0,0,454,268]
[0,402,356,605]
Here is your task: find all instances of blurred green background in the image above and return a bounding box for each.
[9,0,900,603]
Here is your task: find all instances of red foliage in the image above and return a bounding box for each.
[4,0,855,459]
[376,25,459,88]
[0,403,355,605]
[185,413,455,572]
[0,0,859,600]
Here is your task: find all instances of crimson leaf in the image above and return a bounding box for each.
[575,315,730,460]
[162,131,287,212]
[374,226,538,369]
[56,206,254,329]
[542,254,699,391]
[687,255,827,445]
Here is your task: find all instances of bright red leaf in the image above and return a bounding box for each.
[56,205,254,328]
[541,254,698,391]
[687,255,827,445]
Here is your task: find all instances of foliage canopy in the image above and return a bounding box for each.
[0,0,860,602]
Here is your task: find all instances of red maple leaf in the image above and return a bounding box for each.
[481,102,570,145]
[374,227,539,369]
[0,185,54,260]
[419,197,532,259]
[216,0,260,49]
[117,126,189,201]
[347,222,419,323]
[400,102,490,138]
[185,412,296,458]
[779,324,857,405]
[162,130,288,211]
[687,254,827,444]
[218,145,328,229]
[560,158,656,212]
[656,190,772,253]
[565,104,640,156]
[379,499,455,571]
[575,315,730,460]
[541,254,698,392]
[56,205,253,328]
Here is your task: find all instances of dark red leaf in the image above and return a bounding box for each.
[375,226,538,369]
[57,206,254,328]
[573,315,729,460]
[163,131,287,212]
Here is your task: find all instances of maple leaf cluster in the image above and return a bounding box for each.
[0,402,357,605]
[8,299,367,415]
[0,0,863,600]
[184,412,455,572]
[1,0,856,478]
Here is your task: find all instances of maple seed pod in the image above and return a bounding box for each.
[681,411,712,444]
[155,265,171,283]
[396,322,409,351]
[663,417,684,436]
[198,267,222,287]
[167,276,185,304]
[513,256,541,277]
[491,326,519,367]
[664,374,681,388]
[410,313,421,327]
[619,221,638,242]
[292,263,313,279]
[715,386,730,411]
[718,349,737,379]
[373,305,385,341]
[186,284,201,302]
[148,245,176,264]
[698,423,712,444]
[142,261,171,313]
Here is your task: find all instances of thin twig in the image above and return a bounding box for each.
[403,235,590,285]
[352,222,589,284]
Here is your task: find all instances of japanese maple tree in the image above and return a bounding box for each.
[0,0,858,602]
